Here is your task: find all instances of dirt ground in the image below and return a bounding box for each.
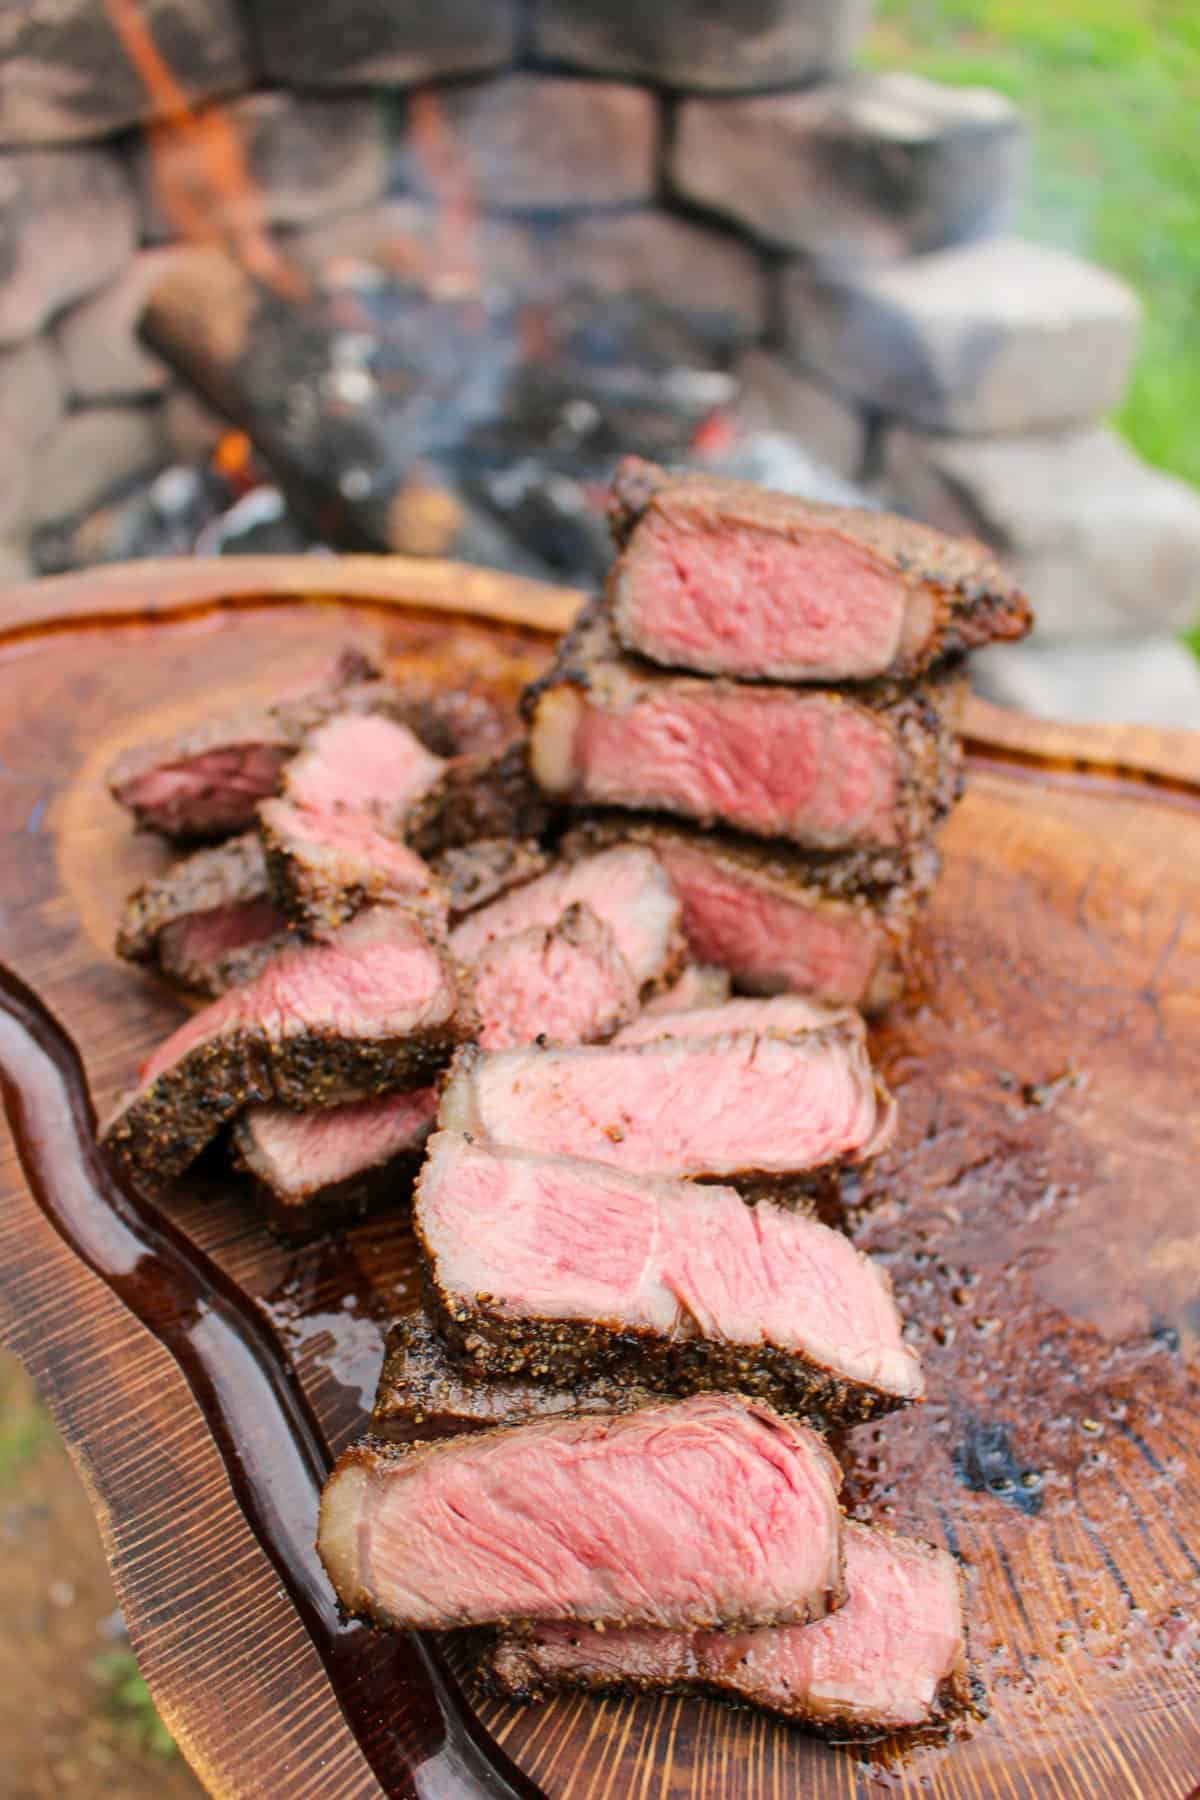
[0,1350,204,1798]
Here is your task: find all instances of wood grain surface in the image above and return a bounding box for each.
[0,561,1197,1799]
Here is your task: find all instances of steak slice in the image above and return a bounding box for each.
[527,601,963,856]
[106,649,383,840]
[282,712,446,821]
[116,832,290,997]
[428,838,550,921]
[416,1132,923,1420]
[473,903,640,1050]
[607,455,1031,684]
[640,963,731,1015]
[438,1024,895,1183]
[102,907,468,1194]
[489,1522,970,1739]
[259,798,447,936]
[318,1393,845,1633]
[371,1313,652,1442]
[449,846,684,994]
[613,993,853,1047]
[568,818,925,1012]
[407,741,553,856]
[233,1088,437,1237]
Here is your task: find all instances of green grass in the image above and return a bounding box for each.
[866,1,1200,493]
[92,1649,179,1761]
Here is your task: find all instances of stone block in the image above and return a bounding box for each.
[136,92,388,242]
[0,336,67,451]
[0,538,33,586]
[973,637,1200,730]
[284,199,540,304]
[783,238,1141,433]
[417,76,659,213]
[0,0,253,145]
[29,404,168,528]
[671,74,1027,260]
[0,437,31,537]
[0,149,138,347]
[882,423,1200,638]
[733,349,864,478]
[546,212,767,348]
[251,0,517,87]
[55,250,184,401]
[530,0,874,91]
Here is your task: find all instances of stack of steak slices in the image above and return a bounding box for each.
[526,456,1031,1011]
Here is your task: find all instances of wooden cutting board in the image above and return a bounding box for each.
[0,558,1196,1800]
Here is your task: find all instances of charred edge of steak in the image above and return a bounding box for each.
[407,741,557,857]
[115,832,272,964]
[370,1314,658,1441]
[104,1026,463,1195]
[417,1264,912,1431]
[561,812,940,912]
[157,918,293,999]
[232,1129,425,1242]
[258,807,449,938]
[478,1631,973,1742]
[522,597,966,858]
[605,456,1032,663]
[428,838,552,922]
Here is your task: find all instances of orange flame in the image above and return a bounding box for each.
[407,86,480,301]
[102,0,306,300]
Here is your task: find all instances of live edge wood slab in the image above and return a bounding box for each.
[0,556,1197,1800]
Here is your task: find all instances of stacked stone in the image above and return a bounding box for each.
[1,0,1197,720]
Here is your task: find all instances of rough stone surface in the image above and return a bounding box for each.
[0,149,138,347]
[973,637,1200,730]
[0,437,31,538]
[546,211,767,347]
[136,91,388,241]
[671,74,1027,260]
[0,335,67,451]
[252,0,518,87]
[0,0,253,145]
[0,538,33,585]
[29,404,169,528]
[734,349,865,478]
[882,423,1200,637]
[419,76,659,213]
[55,250,183,400]
[783,238,1142,433]
[530,0,874,91]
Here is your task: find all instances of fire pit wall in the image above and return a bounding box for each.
[3,0,1200,717]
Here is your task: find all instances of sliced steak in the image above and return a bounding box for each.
[282,712,446,822]
[613,994,853,1047]
[416,1133,922,1420]
[438,1023,894,1183]
[428,838,550,921]
[607,456,1031,684]
[528,602,963,856]
[641,963,730,1015]
[318,1393,845,1632]
[233,1089,437,1238]
[259,797,446,936]
[489,1522,970,1739]
[371,1313,651,1442]
[473,903,640,1050]
[102,907,468,1194]
[407,740,554,856]
[106,649,383,840]
[449,846,683,994]
[568,819,926,1013]
[116,832,290,997]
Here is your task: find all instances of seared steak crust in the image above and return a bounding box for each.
[407,741,554,855]
[116,832,291,996]
[429,838,551,920]
[371,1314,653,1441]
[606,456,1030,682]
